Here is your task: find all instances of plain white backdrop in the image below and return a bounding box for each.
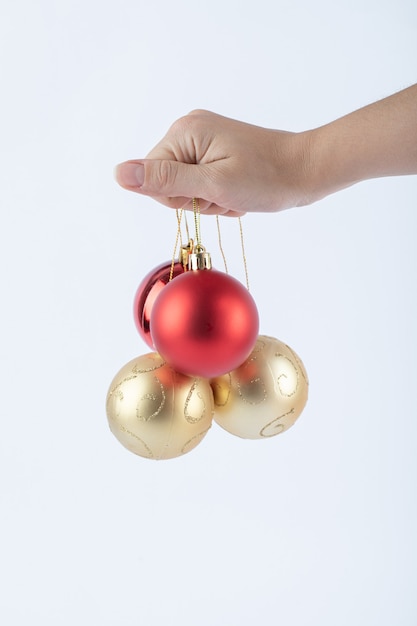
[0,1,416,624]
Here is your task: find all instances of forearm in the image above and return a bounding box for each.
[308,84,417,199]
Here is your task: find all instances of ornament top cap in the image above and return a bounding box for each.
[188,245,212,271]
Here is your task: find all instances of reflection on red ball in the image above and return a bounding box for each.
[150,269,259,378]
[133,261,185,348]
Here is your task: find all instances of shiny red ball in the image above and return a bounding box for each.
[150,269,259,378]
[133,261,185,348]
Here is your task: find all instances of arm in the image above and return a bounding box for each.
[115,84,417,216]
[309,84,417,201]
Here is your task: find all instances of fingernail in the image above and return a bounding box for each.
[116,162,144,188]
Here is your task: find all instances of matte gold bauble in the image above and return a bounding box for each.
[211,335,308,440]
[106,353,214,460]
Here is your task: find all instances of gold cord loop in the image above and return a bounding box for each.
[169,209,184,282]
[238,217,250,291]
[216,215,229,274]
[170,204,249,287]
[192,198,203,250]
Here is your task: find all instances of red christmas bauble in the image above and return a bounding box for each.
[150,269,259,378]
[133,261,185,348]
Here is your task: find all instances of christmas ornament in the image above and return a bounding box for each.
[106,201,309,460]
[211,335,308,439]
[106,352,214,460]
[150,247,259,379]
[133,259,186,348]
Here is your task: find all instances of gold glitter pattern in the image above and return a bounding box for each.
[184,379,211,424]
[119,425,154,459]
[136,375,166,421]
[260,409,295,438]
[274,353,299,397]
[132,352,166,373]
[182,426,212,454]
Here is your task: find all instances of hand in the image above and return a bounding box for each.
[115,110,315,217]
[115,86,417,216]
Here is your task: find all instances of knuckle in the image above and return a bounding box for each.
[151,159,176,190]
[187,108,212,117]
[169,110,212,136]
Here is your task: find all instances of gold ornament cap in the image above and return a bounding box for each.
[180,244,191,270]
[188,246,212,271]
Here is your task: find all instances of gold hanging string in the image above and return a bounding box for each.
[192,197,202,250]
[216,215,229,274]
[184,210,190,244]
[238,216,250,291]
[175,208,184,249]
[169,208,184,281]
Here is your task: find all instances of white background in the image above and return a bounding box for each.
[1,1,416,624]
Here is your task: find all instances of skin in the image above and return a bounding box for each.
[116,84,417,217]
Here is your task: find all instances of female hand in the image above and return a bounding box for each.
[115,109,314,217]
[116,85,417,216]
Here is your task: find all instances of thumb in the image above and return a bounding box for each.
[115,159,212,201]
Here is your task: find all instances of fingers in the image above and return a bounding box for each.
[115,158,244,216]
[116,159,213,199]
[114,109,280,216]
[115,161,145,190]
[158,195,245,217]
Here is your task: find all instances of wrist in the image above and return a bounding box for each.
[303,124,360,204]
[290,128,331,207]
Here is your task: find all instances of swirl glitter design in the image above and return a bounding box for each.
[136,375,166,421]
[106,388,124,419]
[274,353,299,397]
[182,426,212,454]
[184,379,210,424]
[285,343,309,386]
[132,354,166,374]
[260,409,295,438]
[119,425,154,459]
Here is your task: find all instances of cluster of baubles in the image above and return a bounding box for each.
[106,246,309,460]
